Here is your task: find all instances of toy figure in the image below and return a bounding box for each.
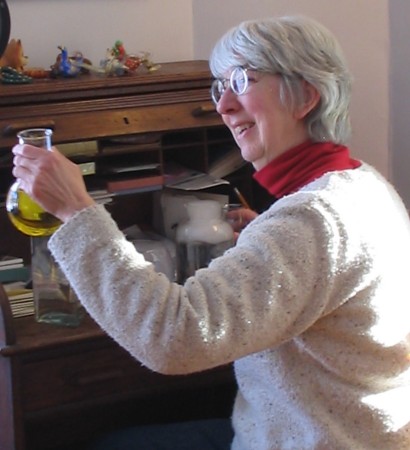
[98,47,128,76]
[0,65,32,84]
[0,38,28,72]
[50,46,92,78]
[112,40,126,61]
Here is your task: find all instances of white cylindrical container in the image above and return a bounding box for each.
[176,199,234,283]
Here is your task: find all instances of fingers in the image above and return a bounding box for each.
[12,143,44,159]
[241,208,259,223]
[225,203,259,235]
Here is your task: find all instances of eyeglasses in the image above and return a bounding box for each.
[211,67,254,105]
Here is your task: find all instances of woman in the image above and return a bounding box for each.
[11,15,410,450]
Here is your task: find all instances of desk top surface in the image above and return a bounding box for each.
[1,310,108,356]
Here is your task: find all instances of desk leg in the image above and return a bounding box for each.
[0,358,25,450]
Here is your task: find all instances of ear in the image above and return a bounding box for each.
[293,80,320,120]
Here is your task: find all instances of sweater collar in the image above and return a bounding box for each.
[253,140,361,199]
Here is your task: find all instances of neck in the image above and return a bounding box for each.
[253,140,361,198]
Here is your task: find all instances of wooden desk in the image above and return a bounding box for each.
[0,284,236,450]
[0,61,243,449]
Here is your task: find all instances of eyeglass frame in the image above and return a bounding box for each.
[211,66,255,105]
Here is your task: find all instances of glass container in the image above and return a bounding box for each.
[176,199,234,283]
[6,128,83,327]
[31,236,84,327]
[6,128,61,237]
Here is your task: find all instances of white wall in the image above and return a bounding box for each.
[7,0,194,66]
[192,0,390,179]
[7,0,393,185]
[390,0,410,210]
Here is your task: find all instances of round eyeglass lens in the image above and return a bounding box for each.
[211,79,224,104]
[230,67,248,95]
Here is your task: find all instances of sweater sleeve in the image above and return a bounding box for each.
[48,199,359,375]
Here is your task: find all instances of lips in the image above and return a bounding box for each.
[234,123,254,136]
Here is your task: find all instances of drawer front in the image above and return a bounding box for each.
[0,101,220,148]
[20,342,232,412]
[21,344,162,412]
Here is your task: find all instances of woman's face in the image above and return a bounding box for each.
[216,69,311,170]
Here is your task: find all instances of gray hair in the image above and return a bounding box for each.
[209,16,352,144]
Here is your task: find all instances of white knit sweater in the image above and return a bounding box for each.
[49,163,410,449]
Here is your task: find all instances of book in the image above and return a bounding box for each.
[106,174,164,193]
[4,282,34,318]
[164,162,229,191]
[0,262,24,270]
[0,256,24,268]
[0,266,30,284]
[9,294,35,318]
[208,147,246,179]
[89,189,114,205]
[3,281,29,295]
[58,140,99,157]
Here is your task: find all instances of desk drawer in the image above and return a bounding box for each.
[20,342,232,413]
[21,343,164,412]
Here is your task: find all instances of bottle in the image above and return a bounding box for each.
[176,199,234,283]
[6,128,61,237]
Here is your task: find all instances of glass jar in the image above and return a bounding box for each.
[176,199,234,283]
[31,236,84,327]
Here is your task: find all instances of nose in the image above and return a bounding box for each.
[216,88,240,115]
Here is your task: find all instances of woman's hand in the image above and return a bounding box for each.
[225,206,258,240]
[12,143,95,223]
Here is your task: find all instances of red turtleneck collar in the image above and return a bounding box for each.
[253,141,361,199]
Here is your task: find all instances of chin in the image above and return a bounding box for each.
[240,149,260,167]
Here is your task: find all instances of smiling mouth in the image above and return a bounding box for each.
[235,123,254,136]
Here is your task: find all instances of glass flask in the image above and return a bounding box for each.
[176,199,234,283]
[6,128,62,237]
[6,128,83,327]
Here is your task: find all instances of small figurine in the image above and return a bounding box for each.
[59,41,161,78]
[0,66,32,84]
[98,47,128,76]
[112,40,126,61]
[99,42,160,76]
[50,46,94,78]
[50,46,82,77]
[131,51,161,72]
[107,41,161,73]
[0,39,28,72]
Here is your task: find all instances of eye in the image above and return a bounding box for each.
[230,67,249,95]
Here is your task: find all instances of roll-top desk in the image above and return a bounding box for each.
[0,61,247,450]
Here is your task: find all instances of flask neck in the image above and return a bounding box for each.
[17,128,53,151]
[186,200,222,222]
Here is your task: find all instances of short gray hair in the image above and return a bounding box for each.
[209,15,352,144]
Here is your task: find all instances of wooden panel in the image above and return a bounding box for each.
[0,60,213,107]
[21,342,233,412]
[21,344,151,411]
[0,101,220,148]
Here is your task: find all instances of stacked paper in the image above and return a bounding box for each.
[1,261,34,318]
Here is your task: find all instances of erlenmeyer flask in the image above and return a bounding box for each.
[6,128,61,236]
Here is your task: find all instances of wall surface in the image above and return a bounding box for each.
[192,0,390,179]
[6,0,395,191]
[7,0,194,67]
[390,0,410,209]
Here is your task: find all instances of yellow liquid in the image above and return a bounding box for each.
[6,185,61,237]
